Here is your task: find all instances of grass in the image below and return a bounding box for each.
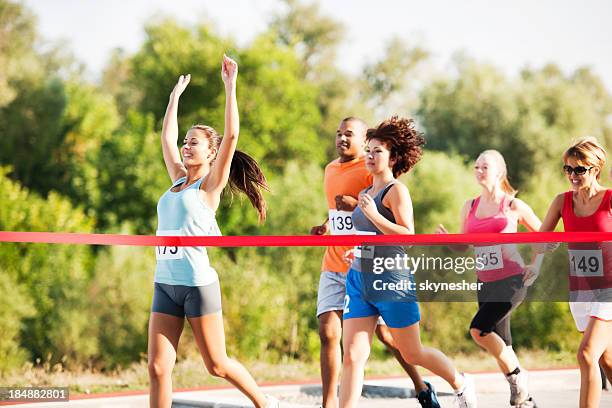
[1,349,578,396]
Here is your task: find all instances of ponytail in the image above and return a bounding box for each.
[191,124,269,222]
[227,150,269,222]
[500,175,517,196]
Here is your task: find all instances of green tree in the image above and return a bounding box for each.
[418,56,612,188]
[55,80,121,215]
[270,0,345,75]
[403,151,480,234]
[0,269,35,372]
[0,168,96,369]
[0,0,38,107]
[88,244,154,368]
[96,111,168,233]
[361,37,429,118]
[270,0,365,159]
[219,162,326,361]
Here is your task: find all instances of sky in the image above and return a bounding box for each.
[23,0,612,91]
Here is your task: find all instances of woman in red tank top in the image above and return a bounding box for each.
[437,150,542,407]
[535,138,612,408]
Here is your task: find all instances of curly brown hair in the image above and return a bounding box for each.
[367,116,425,177]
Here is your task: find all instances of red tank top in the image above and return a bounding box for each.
[561,189,612,291]
[465,195,524,282]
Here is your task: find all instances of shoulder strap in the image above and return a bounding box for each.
[195,176,206,189]
[502,194,515,211]
[380,181,398,201]
[561,191,573,214]
[468,197,480,216]
[602,189,612,210]
[171,177,186,188]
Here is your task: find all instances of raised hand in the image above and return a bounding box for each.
[436,224,449,234]
[221,54,238,88]
[170,74,191,101]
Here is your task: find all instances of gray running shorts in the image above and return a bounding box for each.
[152,281,222,318]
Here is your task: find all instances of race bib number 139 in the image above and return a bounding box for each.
[156,230,184,260]
[329,210,355,235]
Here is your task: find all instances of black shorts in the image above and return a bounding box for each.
[470,274,527,346]
[151,281,222,318]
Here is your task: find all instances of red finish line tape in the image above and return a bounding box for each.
[1,231,612,247]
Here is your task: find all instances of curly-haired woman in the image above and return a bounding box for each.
[338,116,477,408]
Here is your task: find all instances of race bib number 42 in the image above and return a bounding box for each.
[156,230,184,260]
[329,210,355,235]
[354,230,376,259]
[569,249,604,277]
[475,245,504,272]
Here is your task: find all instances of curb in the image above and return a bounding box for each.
[171,383,415,407]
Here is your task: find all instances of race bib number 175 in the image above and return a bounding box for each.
[156,230,184,260]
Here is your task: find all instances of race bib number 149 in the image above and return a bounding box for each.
[569,249,604,277]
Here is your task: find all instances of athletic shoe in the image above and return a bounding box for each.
[265,395,280,408]
[516,396,537,407]
[506,369,529,406]
[417,381,441,408]
[454,373,477,408]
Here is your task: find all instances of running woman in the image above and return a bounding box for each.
[339,116,477,408]
[311,117,440,408]
[148,55,277,408]
[437,150,541,407]
[525,138,612,408]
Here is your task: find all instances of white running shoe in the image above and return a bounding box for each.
[265,395,280,408]
[516,396,538,408]
[454,373,477,408]
[506,368,529,406]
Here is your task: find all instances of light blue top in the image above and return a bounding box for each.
[154,177,221,286]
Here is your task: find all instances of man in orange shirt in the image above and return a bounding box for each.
[311,117,439,408]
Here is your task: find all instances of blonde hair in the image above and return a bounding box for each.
[479,149,517,196]
[563,137,607,180]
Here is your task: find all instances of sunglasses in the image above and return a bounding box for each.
[563,165,593,175]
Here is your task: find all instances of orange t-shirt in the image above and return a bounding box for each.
[321,156,373,273]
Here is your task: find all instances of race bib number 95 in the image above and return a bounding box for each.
[156,230,184,260]
[569,249,604,277]
[475,245,504,271]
